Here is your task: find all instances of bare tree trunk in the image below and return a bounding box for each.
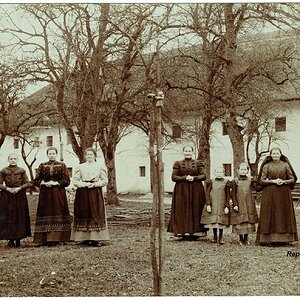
[56,84,86,163]
[98,130,120,206]
[197,114,212,178]
[20,139,37,194]
[246,130,272,178]
[104,151,120,206]
[0,135,6,149]
[225,114,245,177]
[223,4,245,177]
[27,167,36,195]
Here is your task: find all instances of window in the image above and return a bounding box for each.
[33,137,40,148]
[13,138,19,149]
[47,136,53,147]
[275,117,286,132]
[67,167,73,177]
[139,166,146,177]
[223,163,232,177]
[222,122,228,135]
[172,125,182,139]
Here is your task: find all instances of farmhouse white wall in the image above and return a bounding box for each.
[0,100,299,193]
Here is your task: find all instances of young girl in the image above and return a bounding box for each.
[230,163,259,245]
[0,153,31,247]
[201,167,230,244]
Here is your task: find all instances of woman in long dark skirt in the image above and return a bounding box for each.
[167,146,208,239]
[0,153,31,247]
[33,147,72,246]
[71,148,109,247]
[256,147,298,246]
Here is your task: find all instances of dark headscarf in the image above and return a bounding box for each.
[257,153,297,190]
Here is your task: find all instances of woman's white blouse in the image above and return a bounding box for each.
[73,162,108,188]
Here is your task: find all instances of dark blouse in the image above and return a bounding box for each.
[33,160,70,188]
[172,159,206,182]
[260,161,294,186]
[0,166,31,190]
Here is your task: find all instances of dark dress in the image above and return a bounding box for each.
[167,158,208,235]
[230,176,259,234]
[0,166,31,241]
[256,160,298,244]
[33,160,72,243]
[201,178,230,228]
[71,162,109,241]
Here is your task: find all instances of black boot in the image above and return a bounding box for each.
[80,240,90,246]
[219,229,224,245]
[239,235,244,245]
[7,240,15,247]
[47,241,59,247]
[89,241,100,247]
[244,234,250,245]
[15,239,21,248]
[212,228,218,243]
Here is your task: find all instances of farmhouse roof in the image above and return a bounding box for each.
[22,28,300,126]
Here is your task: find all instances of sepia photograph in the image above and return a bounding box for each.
[0,1,299,297]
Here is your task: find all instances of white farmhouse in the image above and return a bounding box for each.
[0,93,299,194]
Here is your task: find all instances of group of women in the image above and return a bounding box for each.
[168,146,298,246]
[0,143,298,248]
[0,147,109,248]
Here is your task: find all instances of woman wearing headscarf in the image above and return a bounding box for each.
[256,147,298,245]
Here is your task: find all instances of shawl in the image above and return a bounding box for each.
[257,155,297,190]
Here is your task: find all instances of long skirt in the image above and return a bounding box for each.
[256,185,298,244]
[168,181,208,235]
[232,222,256,235]
[205,223,228,230]
[0,190,31,240]
[33,186,72,243]
[71,187,109,241]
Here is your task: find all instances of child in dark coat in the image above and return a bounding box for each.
[201,167,230,244]
[230,163,258,245]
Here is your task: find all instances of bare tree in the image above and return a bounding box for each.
[0,61,28,147]
[93,4,174,204]
[18,134,40,193]
[164,3,300,176]
[1,3,175,205]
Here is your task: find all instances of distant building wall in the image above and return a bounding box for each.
[1,100,299,193]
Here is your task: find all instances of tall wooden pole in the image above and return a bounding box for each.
[156,40,165,295]
[149,93,159,295]
[149,40,165,296]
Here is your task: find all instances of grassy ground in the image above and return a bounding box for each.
[0,195,299,296]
